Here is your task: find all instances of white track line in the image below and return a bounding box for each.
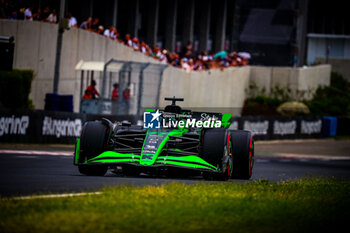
[276,153,350,160]
[0,150,73,156]
[10,192,102,200]
[258,153,350,161]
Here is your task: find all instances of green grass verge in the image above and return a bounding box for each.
[333,135,350,140]
[1,178,349,233]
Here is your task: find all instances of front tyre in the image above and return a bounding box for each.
[78,121,110,176]
[230,130,254,179]
[201,128,232,181]
[80,121,109,159]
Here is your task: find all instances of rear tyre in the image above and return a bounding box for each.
[78,121,109,176]
[230,130,254,179]
[201,128,232,181]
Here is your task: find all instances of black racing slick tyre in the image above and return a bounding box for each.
[78,121,109,176]
[230,130,254,179]
[201,128,232,181]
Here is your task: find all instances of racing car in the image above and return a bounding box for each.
[73,97,254,180]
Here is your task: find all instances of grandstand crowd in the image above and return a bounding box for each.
[0,1,251,72]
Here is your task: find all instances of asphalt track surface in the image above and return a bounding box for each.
[1,139,350,197]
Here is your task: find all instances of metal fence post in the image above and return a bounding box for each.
[156,65,168,108]
[137,63,150,118]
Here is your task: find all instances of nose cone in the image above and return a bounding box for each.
[140,131,169,165]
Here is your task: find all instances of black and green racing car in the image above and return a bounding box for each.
[74,97,254,180]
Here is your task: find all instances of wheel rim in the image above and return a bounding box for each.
[224,132,232,179]
[248,135,253,177]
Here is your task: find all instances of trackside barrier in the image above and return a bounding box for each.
[0,108,346,144]
[336,117,350,136]
[229,116,324,141]
[45,93,74,112]
[323,117,337,137]
[0,109,136,144]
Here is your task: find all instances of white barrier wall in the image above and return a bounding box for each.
[250,65,331,100]
[0,20,331,113]
[159,66,250,113]
[315,57,350,82]
[0,20,59,110]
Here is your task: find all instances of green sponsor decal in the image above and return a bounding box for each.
[74,138,80,165]
[157,155,217,169]
[221,113,232,128]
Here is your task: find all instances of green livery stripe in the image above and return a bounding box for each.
[87,151,141,162]
[74,138,80,165]
[90,157,140,161]
[89,159,215,170]
[157,155,217,169]
[155,160,216,170]
[82,150,216,171]
[89,159,140,163]
[165,148,182,152]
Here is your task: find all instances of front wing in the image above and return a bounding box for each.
[74,140,219,173]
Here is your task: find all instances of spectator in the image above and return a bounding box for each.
[188,58,194,71]
[170,53,180,67]
[103,26,110,37]
[181,41,192,58]
[180,58,191,71]
[125,34,132,47]
[199,51,210,70]
[132,37,139,50]
[147,47,153,57]
[32,8,41,21]
[41,7,50,21]
[122,87,131,112]
[159,49,168,64]
[87,80,99,99]
[237,52,251,66]
[5,2,251,72]
[83,89,92,99]
[230,52,239,66]
[24,6,33,21]
[194,59,204,71]
[140,41,148,54]
[112,83,119,100]
[68,12,77,27]
[152,45,161,59]
[123,87,130,99]
[111,27,119,40]
[91,18,99,31]
[103,26,115,38]
[96,25,104,35]
[201,51,209,62]
[18,7,25,20]
[47,10,57,23]
[236,56,242,66]
[80,17,92,30]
